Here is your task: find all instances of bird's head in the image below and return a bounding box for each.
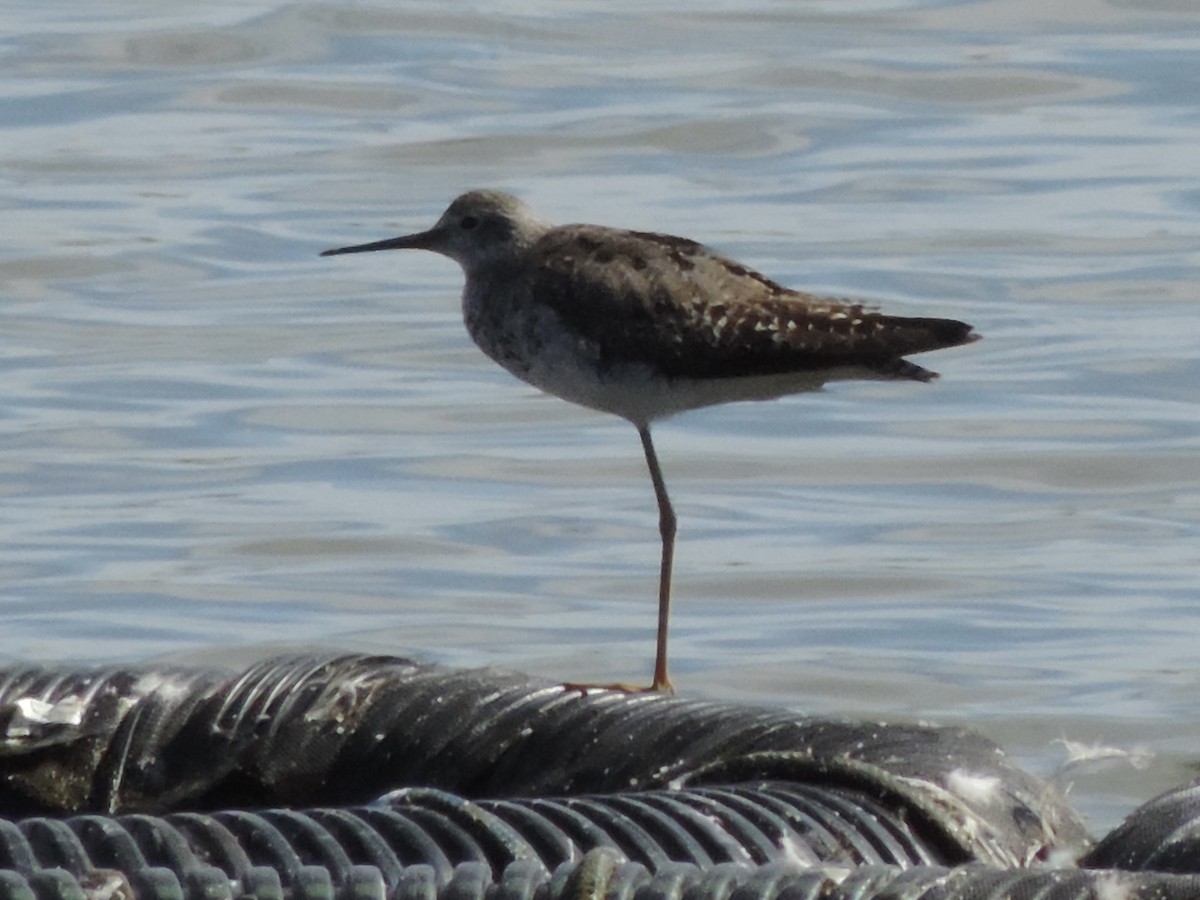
[321,190,550,275]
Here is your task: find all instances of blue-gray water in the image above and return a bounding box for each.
[2,2,1198,833]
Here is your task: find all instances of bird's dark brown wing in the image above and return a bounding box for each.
[526,225,976,381]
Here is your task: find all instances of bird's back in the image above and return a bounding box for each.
[521,223,976,383]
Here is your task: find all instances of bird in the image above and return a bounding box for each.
[321,190,978,694]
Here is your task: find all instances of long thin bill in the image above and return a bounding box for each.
[320,229,437,257]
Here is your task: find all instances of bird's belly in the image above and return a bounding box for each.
[469,308,643,417]
[467,301,836,425]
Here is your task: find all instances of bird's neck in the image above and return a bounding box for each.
[459,241,534,284]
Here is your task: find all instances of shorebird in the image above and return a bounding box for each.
[321,190,978,693]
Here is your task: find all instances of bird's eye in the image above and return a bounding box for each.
[459,215,479,230]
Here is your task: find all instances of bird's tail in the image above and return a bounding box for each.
[873,358,939,382]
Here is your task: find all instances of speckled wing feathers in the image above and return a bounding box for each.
[526,225,975,381]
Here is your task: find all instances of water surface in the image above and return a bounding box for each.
[2,0,1199,833]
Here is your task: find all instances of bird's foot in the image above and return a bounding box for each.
[561,678,674,696]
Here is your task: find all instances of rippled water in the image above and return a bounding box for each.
[2,1,1199,831]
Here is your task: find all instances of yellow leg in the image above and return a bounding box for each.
[638,424,675,694]
[561,424,676,695]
